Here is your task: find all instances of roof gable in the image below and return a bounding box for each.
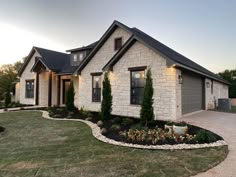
[74,20,133,74]
[102,26,228,84]
[18,47,77,76]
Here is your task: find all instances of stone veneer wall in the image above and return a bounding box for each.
[38,71,49,106]
[78,27,131,111]
[205,78,229,109]
[111,41,179,120]
[19,51,40,105]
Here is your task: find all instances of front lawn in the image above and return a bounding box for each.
[0,111,228,177]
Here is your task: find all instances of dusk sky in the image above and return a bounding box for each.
[0,0,235,73]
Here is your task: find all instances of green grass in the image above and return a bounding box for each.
[0,111,228,177]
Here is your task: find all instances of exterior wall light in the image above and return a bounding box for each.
[179,75,183,84]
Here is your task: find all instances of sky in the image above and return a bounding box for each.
[0,0,235,73]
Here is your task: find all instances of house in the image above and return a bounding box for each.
[16,20,229,120]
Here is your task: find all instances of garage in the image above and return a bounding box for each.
[182,72,204,114]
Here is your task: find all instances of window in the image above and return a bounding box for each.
[91,73,102,102]
[114,37,122,51]
[25,80,34,98]
[73,54,78,62]
[129,67,146,105]
[79,52,84,61]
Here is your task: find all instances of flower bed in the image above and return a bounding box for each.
[48,108,223,145]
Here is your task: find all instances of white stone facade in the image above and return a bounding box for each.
[110,41,180,120]
[205,78,229,109]
[19,51,40,105]
[78,27,131,111]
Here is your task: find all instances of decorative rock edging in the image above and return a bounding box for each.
[40,110,227,150]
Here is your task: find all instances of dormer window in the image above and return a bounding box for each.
[79,52,84,61]
[114,37,122,51]
[73,54,78,62]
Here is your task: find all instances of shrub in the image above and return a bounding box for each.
[195,130,217,143]
[111,117,122,124]
[101,72,112,120]
[140,68,154,127]
[166,121,174,126]
[4,86,11,108]
[121,118,134,127]
[174,121,187,126]
[66,81,75,112]
[110,124,121,131]
[130,123,143,130]
[79,107,92,118]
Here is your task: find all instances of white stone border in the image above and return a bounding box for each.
[40,110,227,150]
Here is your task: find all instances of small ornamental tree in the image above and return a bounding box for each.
[5,84,11,108]
[66,81,75,112]
[140,68,154,127]
[101,72,112,120]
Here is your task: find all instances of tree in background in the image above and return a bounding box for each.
[0,60,23,100]
[218,69,236,98]
[140,68,154,127]
[4,84,11,108]
[101,72,112,120]
[66,81,75,112]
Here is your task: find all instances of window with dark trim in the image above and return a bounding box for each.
[114,37,122,51]
[129,67,146,105]
[211,80,214,94]
[91,73,102,102]
[25,80,34,98]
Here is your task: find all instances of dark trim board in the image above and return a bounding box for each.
[35,73,39,105]
[62,79,71,104]
[128,66,147,71]
[90,72,103,76]
[57,75,61,105]
[48,72,52,107]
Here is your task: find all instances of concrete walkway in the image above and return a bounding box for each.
[181,111,236,177]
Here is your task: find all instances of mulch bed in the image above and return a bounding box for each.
[48,108,223,145]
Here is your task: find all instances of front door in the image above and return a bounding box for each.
[62,79,71,104]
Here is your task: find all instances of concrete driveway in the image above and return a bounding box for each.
[181,111,236,177]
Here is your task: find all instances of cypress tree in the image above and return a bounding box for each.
[66,81,75,112]
[101,72,112,120]
[140,68,154,127]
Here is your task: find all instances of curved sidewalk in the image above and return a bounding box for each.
[181,111,236,177]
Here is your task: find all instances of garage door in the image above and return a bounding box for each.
[182,72,204,114]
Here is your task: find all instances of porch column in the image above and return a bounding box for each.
[35,72,39,105]
[48,71,52,107]
[57,75,61,106]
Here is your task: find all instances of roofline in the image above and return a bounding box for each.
[30,57,50,72]
[17,47,39,77]
[55,73,73,76]
[66,46,94,52]
[102,35,229,85]
[74,20,133,74]
[174,63,230,85]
